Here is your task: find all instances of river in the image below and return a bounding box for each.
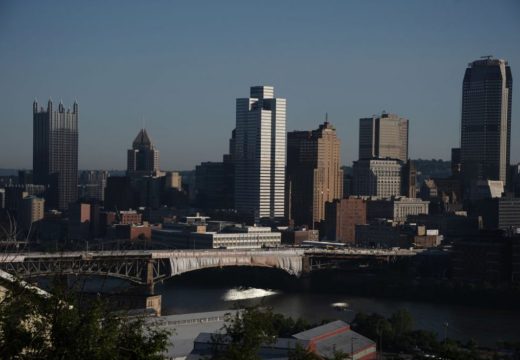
[154,281,520,347]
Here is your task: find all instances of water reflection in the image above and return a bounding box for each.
[222,287,278,301]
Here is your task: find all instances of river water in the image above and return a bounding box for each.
[155,282,520,347]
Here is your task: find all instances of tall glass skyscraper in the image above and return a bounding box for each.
[33,99,78,210]
[461,57,512,187]
[234,86,286,221]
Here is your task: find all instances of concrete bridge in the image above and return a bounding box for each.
[0,248,419,293]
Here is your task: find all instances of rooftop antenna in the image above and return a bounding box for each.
[325,112,329,124]
[481,55,493,60]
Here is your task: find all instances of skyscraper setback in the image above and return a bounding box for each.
[234,86,286,221]
[460,57,512,188]
[287,120,343,227]
[359,112,409,161]
[33,100,78,210]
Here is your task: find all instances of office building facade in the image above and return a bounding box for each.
[460,57,512,187]
[287,120,343,227]
[359,112,409,161]
[234,86,286,221]
[324,197,367,243]
[33,100,78,210]
[352,159,402,197]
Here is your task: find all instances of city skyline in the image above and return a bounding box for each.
[0,0,519,170]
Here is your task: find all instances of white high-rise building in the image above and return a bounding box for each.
[234,86,286,221]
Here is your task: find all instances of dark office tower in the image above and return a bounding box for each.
[401,160,417,198]
[287,120,343,227]
[18,170,33,185]
[359,112,409,162]
[127,128,160,177]
[33,99,78,210]
[461,57,512,188]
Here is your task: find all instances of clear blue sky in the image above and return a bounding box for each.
[0,0,519,170]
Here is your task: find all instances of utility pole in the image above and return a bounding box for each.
[350,336,358,359]
[444,322,449,343]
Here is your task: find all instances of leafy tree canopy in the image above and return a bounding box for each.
[0,283,170,360]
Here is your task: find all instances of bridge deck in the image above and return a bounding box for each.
[0,247,420,263]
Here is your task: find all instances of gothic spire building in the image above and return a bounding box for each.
[127,128,160,177]
[33,99,78,210]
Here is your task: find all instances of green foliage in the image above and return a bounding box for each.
[288,344,321,360]
[271,312,311,338]
[0,284,170,360]
[352,309,492,360]
[389,309,413,336]
[210,306,320,360]
[211,306,278,360]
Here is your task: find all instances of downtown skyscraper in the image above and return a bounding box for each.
[234,86,286,221]
[358,112,409,162]
[461,57,513,188]
[127,128,160,177]
[287,119,343,227]
[33,99,78,210]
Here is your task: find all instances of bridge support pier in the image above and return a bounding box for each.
[146,260,155,295]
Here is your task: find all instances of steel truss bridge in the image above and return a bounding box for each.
[0,248,419,293]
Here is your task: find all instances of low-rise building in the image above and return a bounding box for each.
[152,224,281,249]
[324,197,367,243]
[452,230,513,284]
[281,228,319,245]
[108,223,152,241]
[469,197,520,231]
[189,319,376,360]
[355,220,411,248]
[367,197,429,223]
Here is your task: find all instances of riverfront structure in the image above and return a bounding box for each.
[461,57,512,188]
[33,100,78,210]
[359,112,409,161]
[287,119,343,227]
[234,86,286,221]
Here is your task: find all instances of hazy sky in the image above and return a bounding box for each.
[0,0,519,171]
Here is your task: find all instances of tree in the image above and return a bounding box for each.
[0,282,170,359]
[211,306,278,360]
[389,309,414,336]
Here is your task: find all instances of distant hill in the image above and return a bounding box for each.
[414,159,451,183]
[0,169,20,176]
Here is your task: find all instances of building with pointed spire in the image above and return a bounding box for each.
[33,99,78,210]
[127,128,160,178]
[287,117,343,227]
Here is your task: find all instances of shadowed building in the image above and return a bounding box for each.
[234,86,286,222]
[33,100,78,210]
[460,57,513,190]
[324,197,367,243]
[287,119,343,227]
[401,160,417,198]
[127,128,160,178]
